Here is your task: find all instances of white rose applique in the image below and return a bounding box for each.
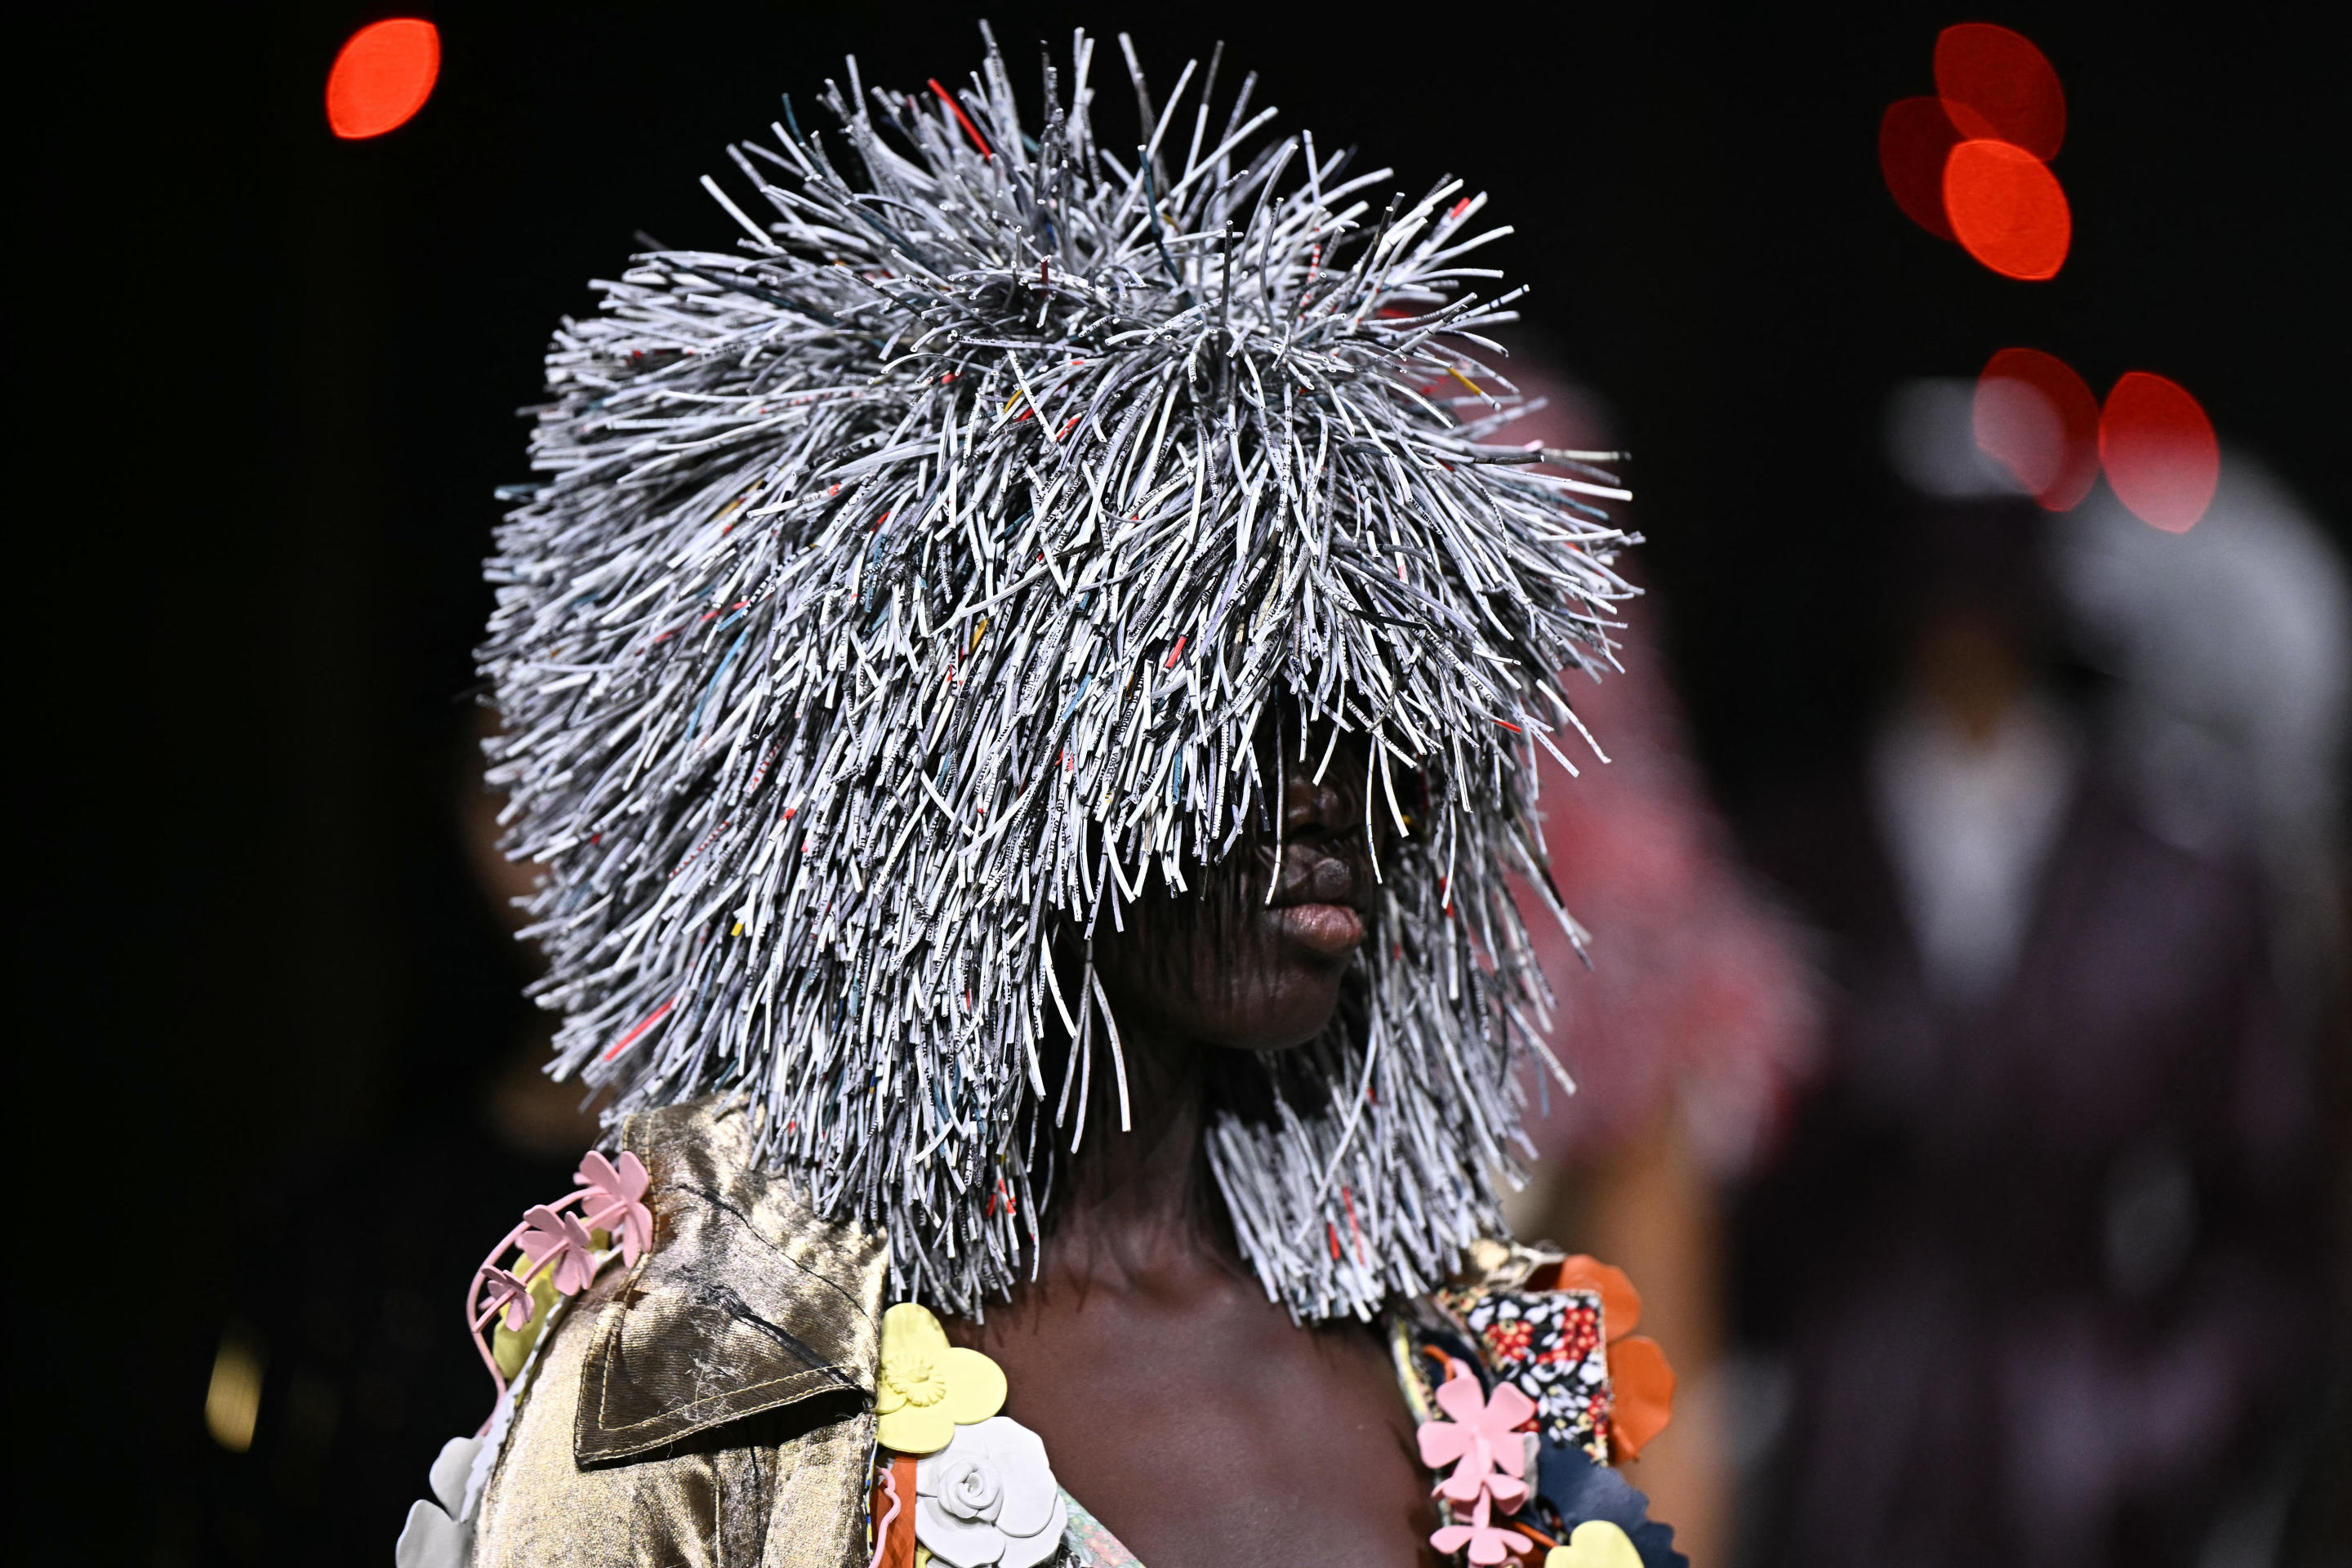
[913,1415,1069,1568]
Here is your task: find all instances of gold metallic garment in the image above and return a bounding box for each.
[468,1102,1566,1567]
[470,1101,885,1568]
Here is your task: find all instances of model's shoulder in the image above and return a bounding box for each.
[395,1098,884,1568]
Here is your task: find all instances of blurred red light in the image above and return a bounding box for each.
[326,19,440,140]
[1934,24,2065,160]
[1975,349,2100,510]
[1944,140,2071,279]
[1879,97,1963,240]
[2100,372,2219,532]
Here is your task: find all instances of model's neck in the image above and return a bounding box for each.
[1045,1013,1227,1284]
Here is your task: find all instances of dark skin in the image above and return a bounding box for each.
[946,732,1443,1568]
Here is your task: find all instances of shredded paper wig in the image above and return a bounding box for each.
[481,30,1634,1321]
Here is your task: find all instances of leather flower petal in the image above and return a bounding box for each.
[880,1401,956,1456]
[394,1498,470,1568]
[1605,1335,1675,1462]
[1429,1490,1535,1565]
[1485,1381,1538,1461]
[576,1150,656,1267]
[489,1267,561,1381]
[1435,1367,1494,1423]
[878,1302,1008,1455]
[883,1301,953,1358]
[1544,1520,1643,1568]
[1551,1256,1642,1341]
[475,1266,536,1332]
[915,1416,1067,1568]
[428,1435,483,1517]
[973,1421,1060,1538]
[576,1149,650,1202]
[940,1346,1009,1425]
[516,1206,597,1295]
[1419,1417,1476,1469]
[1421,1365,1544,1523]
[1438,1462,1496,1503]
[914,1496,1004,1566]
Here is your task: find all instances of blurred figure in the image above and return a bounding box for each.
[2053,452,2349,1020]
[1730,424,2332,1568]
[2053,452,2351,1567]
[1503,358,1823,1568]
[1511,590,1822,1568]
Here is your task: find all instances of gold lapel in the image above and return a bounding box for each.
[574,1100,886,1463]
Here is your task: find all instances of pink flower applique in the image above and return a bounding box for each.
[576,1150,653,1267]
[1430,1487,1537,1566]
[517,1205,598,1296]
[461,1144,651,1404]
[1419,1365,1537,1512]
[473,1265,537,1333]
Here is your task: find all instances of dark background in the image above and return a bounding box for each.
[22,2,2343,1561]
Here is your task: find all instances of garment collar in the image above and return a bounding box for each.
[573,1099,886,1463]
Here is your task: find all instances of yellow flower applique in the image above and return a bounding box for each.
[490,1266,560,1381]
[1546,1520,1642,1568]
[877,1302,1007,1454]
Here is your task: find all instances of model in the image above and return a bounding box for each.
[399,31,1682,1568]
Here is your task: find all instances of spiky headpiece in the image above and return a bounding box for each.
[482,30,1633,1320]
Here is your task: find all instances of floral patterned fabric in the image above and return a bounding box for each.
[1404,1272,1686,1568]
[1441,1287,1613,1463]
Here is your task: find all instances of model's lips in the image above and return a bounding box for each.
[1274,902,1365,956]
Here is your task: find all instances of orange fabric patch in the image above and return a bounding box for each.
[869,1452,918,1568]
[1606,1336,1676,1463]
[1548,1255,1643,1341]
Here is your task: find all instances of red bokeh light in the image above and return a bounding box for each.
[1944,140,2071,279]
[326,19,441,140]
[2100,372,2220,532]
[1934,24,2065,160]
[1879,97,1963,240]
[1974,349,2100,510]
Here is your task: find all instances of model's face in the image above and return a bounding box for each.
[1093,724,1385,1054]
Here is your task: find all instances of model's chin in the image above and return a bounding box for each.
[1207,962,1354,1054]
